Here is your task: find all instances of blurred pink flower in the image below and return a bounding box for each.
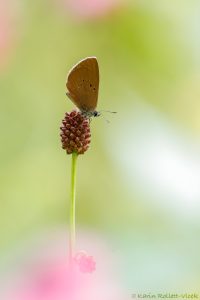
[74,252,96,273]
[0,0,19,71]
[1,227,126,300]
[10,263,78,300]
[62,0,123,19]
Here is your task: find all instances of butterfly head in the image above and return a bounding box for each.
[93,111,101,117]
[80,110,101,119]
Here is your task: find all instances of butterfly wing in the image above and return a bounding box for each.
[66,57,99,112]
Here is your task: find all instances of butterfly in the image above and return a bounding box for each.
[66,57,100,118]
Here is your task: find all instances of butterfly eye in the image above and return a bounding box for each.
[90,83,92,87]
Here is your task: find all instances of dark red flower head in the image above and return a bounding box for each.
[60,110,91,154]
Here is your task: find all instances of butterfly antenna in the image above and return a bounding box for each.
[99,110,117,114]
[98,110,117,123]
[100,115,110,124]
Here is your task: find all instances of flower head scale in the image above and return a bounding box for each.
[60,110,91,154]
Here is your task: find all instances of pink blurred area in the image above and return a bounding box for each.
[1,227,125,300]
[61,0,123,19]
[0,0,20,72]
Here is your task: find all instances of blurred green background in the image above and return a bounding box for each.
[1,0,200,293]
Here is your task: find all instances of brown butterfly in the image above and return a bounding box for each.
[66,57,100,118]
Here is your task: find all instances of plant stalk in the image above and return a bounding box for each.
[69,152,78,262]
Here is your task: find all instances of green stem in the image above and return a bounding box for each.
[69,152,78,262]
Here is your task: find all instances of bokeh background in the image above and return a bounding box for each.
[1,0,200,298]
